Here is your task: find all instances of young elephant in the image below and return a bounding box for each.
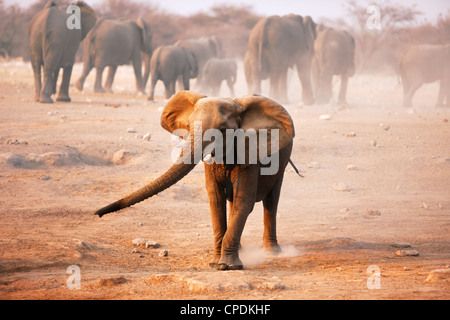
[29,1,97,103]
[148,46,198,100]
[202,58,237,97]
[400,44,450,108]
[95,91,295,271]
[75,18,153,94]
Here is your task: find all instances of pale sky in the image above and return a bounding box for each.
[4,0,450,22]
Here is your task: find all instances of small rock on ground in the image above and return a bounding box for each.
[395,249,419,257]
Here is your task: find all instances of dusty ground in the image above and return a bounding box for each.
[0,60,449,300]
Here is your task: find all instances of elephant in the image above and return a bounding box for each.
[95,91,296,271]
[147,45,198,101]
[75,17,153,94]
[175,36,224,88]
[245,14,317,104]
[400,44,450,108]
[311,25,355,104]
[201,58,237,97]
[28,1,97,103]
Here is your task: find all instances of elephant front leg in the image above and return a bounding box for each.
[208,195,227,268]
[204,172,227,268]
[217,205,251,270]
[217,170,258,270]
[76,61,94,92]
[56,66,73,102]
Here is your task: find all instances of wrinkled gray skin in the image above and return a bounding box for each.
[29,1,97,103]
[245,15,317,104]
[148,45,198,100]
[202,58,237,96]
[75,18,153,94]
[400,44,450,108]
[95,91,295,271]
[175,36,224,88]
[312,25,355,104]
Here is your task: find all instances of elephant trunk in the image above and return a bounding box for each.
[95,126,201,217]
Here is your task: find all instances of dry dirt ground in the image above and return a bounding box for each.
[0,60,449,300]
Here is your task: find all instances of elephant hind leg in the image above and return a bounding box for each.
[436,78,450,107]
[40,67,55,104]
[31,61,42,102]
[104,65,118,93]
[52,68,60,95]
[403,81,421,108]
[262,178,283,254]
[56,66,73,102]
[94,66,106,93]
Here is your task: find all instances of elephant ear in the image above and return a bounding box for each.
[160,91,206,135]
[235,95,295,156]
[136,18,153,54]
[303,16,317,50]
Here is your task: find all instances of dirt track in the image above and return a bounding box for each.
[0,60,449,300]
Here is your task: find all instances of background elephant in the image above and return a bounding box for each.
[175,36,224,88]
[245,14,317,104]
[148,45,198,100]
[29,1,96,103]
[201,58,237,96]
[95,91,295,271]
[400,44,450,108]
[75,17,153,94]
[312,25,355,104]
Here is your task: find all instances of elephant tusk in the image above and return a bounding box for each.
[203,153,214,164]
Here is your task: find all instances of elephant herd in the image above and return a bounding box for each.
[26,1,449,271]
[28,1,449,108]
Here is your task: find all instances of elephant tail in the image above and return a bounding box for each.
[289,159,304,178]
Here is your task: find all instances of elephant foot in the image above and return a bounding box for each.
[263,242,282,255]
[94,87,106,93]
[216,255,243,271]
[39,96,54,104]
[75,80,83,92]
[209,255,221,269]
[56,95,71,102]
